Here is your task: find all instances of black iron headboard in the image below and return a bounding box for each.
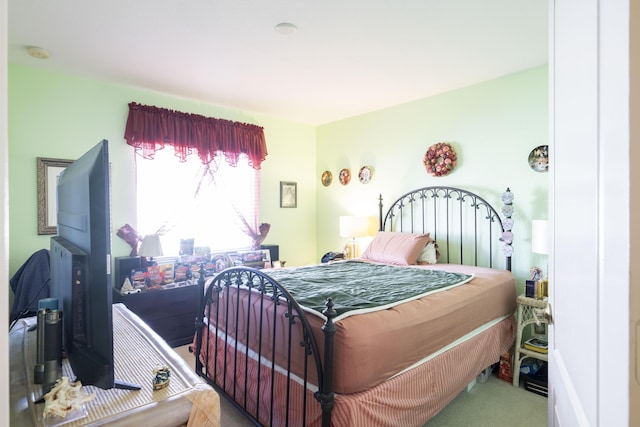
[378,186,513,271]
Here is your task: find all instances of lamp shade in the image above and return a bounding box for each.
[339,216,371,238]
[138,234,164,257]
[531,220,549,255]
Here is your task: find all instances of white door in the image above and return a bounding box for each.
[549,0,630,426]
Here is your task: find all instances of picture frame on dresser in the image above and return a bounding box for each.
[37,157,74,235]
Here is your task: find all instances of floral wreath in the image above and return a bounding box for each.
[423,142,457,177]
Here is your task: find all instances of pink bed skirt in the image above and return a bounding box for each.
[200,314,514,427]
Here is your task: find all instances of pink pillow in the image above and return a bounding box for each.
[361,231,432,266]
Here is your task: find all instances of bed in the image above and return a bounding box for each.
[194,186,517,427]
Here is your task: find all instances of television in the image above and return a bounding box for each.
[49,140,138,390]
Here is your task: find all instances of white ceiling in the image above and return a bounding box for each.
[8,0,548,125]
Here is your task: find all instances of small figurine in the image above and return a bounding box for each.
[120,278,141,294]
[152,365,171,390]
[342,242,351,259]
[530,266,544,282]
[116,224,143,256]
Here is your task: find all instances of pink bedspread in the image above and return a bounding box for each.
[306,263,515,393]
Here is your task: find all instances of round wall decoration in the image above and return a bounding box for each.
[423,142,457,177]
[528,145,549,172]
[358,166,373,184]
[339,168,351,185]
[321,170,333,186]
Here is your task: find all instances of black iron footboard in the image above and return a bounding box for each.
[195,267,336,427]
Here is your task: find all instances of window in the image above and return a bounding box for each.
[135,148,259,255]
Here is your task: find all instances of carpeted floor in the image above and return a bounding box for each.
[174,345,547,426]
[423,373,547,426]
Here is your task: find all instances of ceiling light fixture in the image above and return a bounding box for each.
[27,46,50,60]
[274,22,297,35]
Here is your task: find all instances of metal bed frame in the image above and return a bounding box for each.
[194,186,513,427]
[379,186,513,271]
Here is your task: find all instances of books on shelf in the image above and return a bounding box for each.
[523,336,548,354]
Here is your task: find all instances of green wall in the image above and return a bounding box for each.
[8,64,318,281]
[8,64,548,296]
[316,66,549,288]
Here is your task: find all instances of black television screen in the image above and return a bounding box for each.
[49,140,137,390]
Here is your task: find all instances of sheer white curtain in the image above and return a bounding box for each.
[135,148,259,255]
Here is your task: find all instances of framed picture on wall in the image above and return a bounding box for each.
[37,157,74,235]
[280,181,297,208]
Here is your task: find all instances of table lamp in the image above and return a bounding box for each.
[531,219,549,297]
[138,234,164,266]
[339,216,372,259]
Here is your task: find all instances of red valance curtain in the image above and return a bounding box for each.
[124,102,268,169]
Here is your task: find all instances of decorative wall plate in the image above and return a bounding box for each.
[528,145,549,172]
[358,166,373,184]
[339,168,351,185]
[321,170,333,187]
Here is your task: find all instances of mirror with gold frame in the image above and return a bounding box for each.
[37,157,74,235]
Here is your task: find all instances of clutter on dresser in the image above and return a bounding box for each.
[114,248,272,294]
[113,248,272,347]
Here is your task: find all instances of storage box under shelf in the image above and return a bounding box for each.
[523,363,548,397]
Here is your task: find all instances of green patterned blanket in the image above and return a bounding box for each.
[267,260,472,319]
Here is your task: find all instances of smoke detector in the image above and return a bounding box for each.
[27,46,50,60]
[274,23,297,35]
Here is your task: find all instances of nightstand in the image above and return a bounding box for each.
[513,294,548,387]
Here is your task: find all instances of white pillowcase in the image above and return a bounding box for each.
[417,242,438,265]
